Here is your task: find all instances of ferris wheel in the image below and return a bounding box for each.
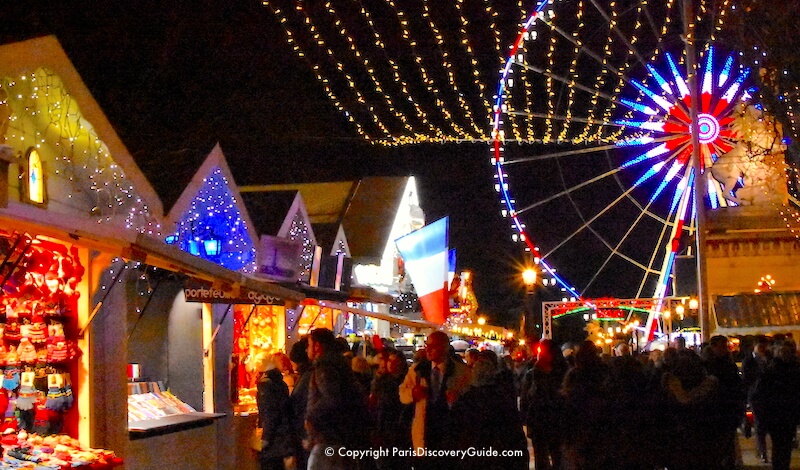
[491,0,760,308]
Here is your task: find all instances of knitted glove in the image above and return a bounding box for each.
[1,367,19,391]
[44,387,64,412]
[15,385,37,411]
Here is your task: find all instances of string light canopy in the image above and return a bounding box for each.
[0,68,161,234]
[261,0,534,145]
[170,167,257,272]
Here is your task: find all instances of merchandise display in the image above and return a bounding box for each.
[0,430,121,469]
[231,305,283,412]
[127,390,196,422]
[0,232,83,437]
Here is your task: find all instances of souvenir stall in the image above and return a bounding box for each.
[230,303,287,413]
[0,230,122,468]
[155,143,309,469]
[0,35,172,468]
[0,36,307,469]
[121,267,300,470]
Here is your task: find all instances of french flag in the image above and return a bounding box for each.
[395,217,450,325]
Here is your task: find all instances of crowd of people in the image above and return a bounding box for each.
[251,329,800,470]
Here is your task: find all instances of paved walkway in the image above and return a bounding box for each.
[739,429,800,469]
[524,430,800,469]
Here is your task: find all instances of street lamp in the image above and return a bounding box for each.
[522,268,537,290]
[521,267,539,340]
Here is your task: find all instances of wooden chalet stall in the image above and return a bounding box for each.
[0,36,305,469]
[239,177,434,342]
[155,144,305,469]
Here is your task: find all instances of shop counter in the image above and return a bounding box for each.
[128,412,226,439]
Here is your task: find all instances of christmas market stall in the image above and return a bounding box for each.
[0,35,309,469]
[0,34,167,467]
[238,176,433,342]
[146,144,306,469]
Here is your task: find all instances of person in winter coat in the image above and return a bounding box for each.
[288,338,312,470]
[701,335,746,469]
[399,331,471,469]
[453,353,529,470]
[255,353,295,470]
[752,339,800,470]
[370,349,412,470]
[305,328,373,470]
[524,339,568,470]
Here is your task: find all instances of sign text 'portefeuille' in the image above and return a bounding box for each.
[183,285,282,306]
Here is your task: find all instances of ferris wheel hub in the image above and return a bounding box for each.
[696,113,721,144]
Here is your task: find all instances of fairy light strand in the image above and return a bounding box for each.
[264,1,370,139]
[1,69,160,234]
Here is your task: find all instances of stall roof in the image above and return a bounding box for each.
[0,36,164,219]
[240,177,408,264]
[316,299,438,330]
[0,205,304,302]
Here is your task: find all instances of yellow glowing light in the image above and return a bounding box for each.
[27,148,44,204]
[477,317,486,326]
[522,268,537,286]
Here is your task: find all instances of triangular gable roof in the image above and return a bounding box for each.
[165,143,260,248]
[240,190,299,238]
[341,177,408,263]
[277,192,317,246]
[312,223,351,257]
[242,182,357,225]
[240,177,408,263]
[0,36,163,219]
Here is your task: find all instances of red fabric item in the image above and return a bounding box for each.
[0,389,8,417]
[372,334,384,352]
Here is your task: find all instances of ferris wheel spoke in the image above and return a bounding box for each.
[510,135,683,165]
[511,58,619,105]
[580,195,665,297]
[640,0,666,45]
[534,12,651,98]
[517,166,622,213]
[540,166,668,260]
[636,208,675,298]
[514,140,683,215]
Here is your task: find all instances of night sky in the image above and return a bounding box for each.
[0,1,530,325]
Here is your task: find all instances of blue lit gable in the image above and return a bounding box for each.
[171,166,257,272]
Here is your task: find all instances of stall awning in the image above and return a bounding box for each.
[347,285,394,304]
[0,205,304,302]
[316,299,438,330]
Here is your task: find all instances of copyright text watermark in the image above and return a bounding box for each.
[324,446,524,460]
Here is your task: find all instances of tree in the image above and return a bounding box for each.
[715,0,800,167]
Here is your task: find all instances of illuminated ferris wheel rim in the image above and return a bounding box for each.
[491,0,580,300]
[489,0,749,303]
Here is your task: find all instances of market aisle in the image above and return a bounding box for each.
[525,430,800,469]
[738,429,800,469]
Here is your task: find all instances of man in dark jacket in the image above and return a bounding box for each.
[288,338,312,469]
[305,328,372,470]
[742,337,770,461]
[752,340,800,470]
[702,335,746,469]
[257,355,294,470]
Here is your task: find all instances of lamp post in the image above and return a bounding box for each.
[522,267,538,340]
